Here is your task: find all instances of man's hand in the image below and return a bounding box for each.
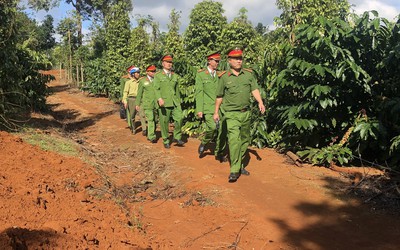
[213,113,220,123]
[158,98,165,107]
[197,112,203,118]
[135,105,140,111]
[259,103,266,114]
[123,101,127,109]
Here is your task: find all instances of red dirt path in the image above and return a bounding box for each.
[1,70,400,249]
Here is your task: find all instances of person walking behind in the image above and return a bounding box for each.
[213,48,266,183]
[153,54,184,149]
[136,65,157,143]
[195,51,227,160]
[122,66,141,134]
[118,68,130,120]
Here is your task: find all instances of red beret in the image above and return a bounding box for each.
[126,65,135,72]
[161,54,173,62]
[146,65,156,71]
[228,48,243,58]
[207,52,221,61]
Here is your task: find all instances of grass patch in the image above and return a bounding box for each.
[16,128,79,157]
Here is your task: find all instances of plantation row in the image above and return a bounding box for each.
[1,0,399,170]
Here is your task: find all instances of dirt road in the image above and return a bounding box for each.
[1,70,399,249]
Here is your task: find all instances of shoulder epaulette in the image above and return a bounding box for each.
[243,68,253,73]
[218,71,227,78]
[197,68,206,73]
[139,76,146,81]
[154,71,162,75]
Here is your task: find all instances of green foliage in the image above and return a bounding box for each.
[297,144,353,166]
[220,8,263,64]
[127,17,152,68]
[103,1,130,99]
[37,14,56,52]
[164,9,184,59]
[275,0,350,36]
[1,1,52,129]
[183,0,227,65]
[81,58,109,95]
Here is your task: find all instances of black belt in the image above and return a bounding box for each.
[229,108,249,112]
[128,96,136,98]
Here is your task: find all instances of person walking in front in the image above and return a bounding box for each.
[153,55,184,149]
[122,66,141,134]
[213,48,266,182]
[195,51,227,160]
[136,65,158,143]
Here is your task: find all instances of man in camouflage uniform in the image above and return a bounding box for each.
[136,65,157,143]
[214,48,266,182]
[122,66,141,134]
[195,51,227,161]
[153,55,184,149]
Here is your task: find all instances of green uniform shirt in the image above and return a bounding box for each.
[153,70,181,108]
[122,78,139,101]
[136,76,156,110]
[195,68,219,114]
[216,69,259,112]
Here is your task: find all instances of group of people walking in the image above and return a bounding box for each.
[121,48,265,182]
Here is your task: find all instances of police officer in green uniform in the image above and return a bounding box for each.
[195,51,227,160]
[153,55,184,149]
[122,66,141,134]
[214,48,266,182]
[136,65,157,143]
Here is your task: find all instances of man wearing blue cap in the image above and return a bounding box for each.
[123,66,141,134]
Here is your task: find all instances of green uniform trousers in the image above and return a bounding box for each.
[200,113,227,156]
[214,113,227,157]
[224,110,251,173]
[158,106,183,144]
[143,109,157,141]
[201,114,217,145]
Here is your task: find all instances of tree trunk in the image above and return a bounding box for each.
[76,64,79,86]
[68,30,73,86]
[59,62,62,80]
[80,62,84,83]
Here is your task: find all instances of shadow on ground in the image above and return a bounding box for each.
[271,176,400,250]
[0,227,59,250]
[25,107,116,132]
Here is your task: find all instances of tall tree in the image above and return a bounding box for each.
[37,14,56,52]
[127,17,152,69]
[184,0,227,66]
[221,7,262,64]
[103,0,131,98]
[164,9,184,59]
[275,0,350,42]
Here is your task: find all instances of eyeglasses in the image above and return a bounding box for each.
[214,60,220,63]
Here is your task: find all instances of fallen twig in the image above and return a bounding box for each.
[228,221,249,249]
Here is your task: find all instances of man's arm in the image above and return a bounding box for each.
[136,81,144,111]
[213,97,223,122]
[251,89,265,114]
[195,72,204,118]
[153,73,164,107]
